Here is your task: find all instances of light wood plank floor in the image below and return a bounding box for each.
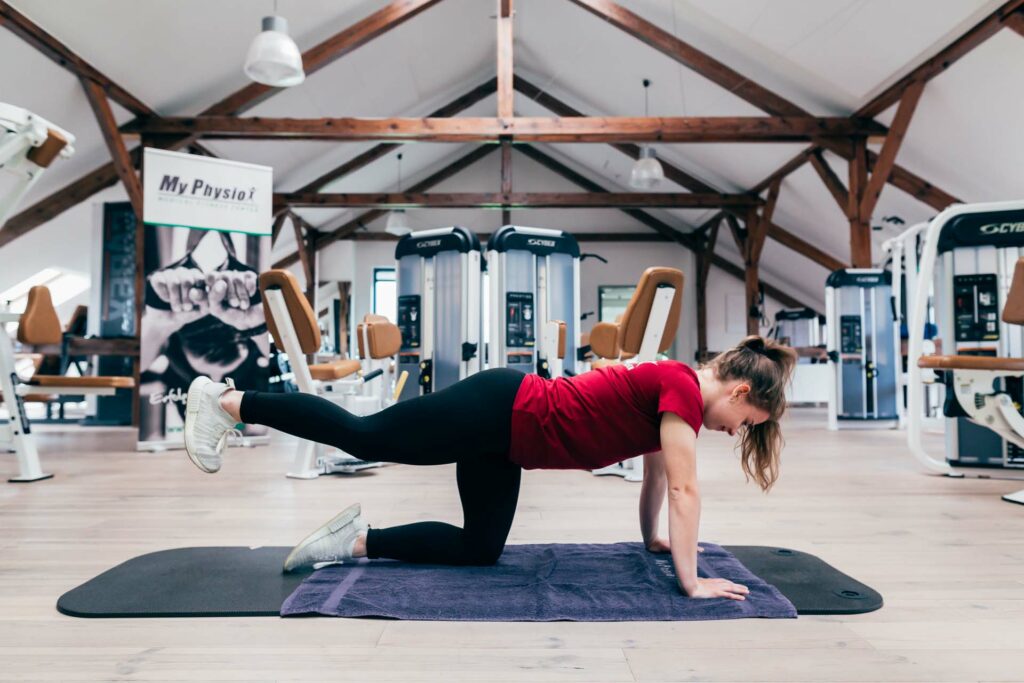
[2,408,1024,682]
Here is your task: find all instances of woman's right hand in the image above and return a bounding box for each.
[685,577,749,601]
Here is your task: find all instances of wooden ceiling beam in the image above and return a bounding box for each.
[80,79,143,221]
[513,79,843,276]
[766,221,846,272]
[859,79,926,219]
[856,0,1024,119]
[518,145,816,310]
[497,0,514,118]
[0,156,125,249]
[513,76,718,193]
[1007,9,1024,36]
[566,0,807,116]
[345,231,671,242]
[0,0,441,248]
[274,191,761,209]
[123,115,884,142]
[809,150,850,216]
[516,144,699,247]
[293,77,497,194]
[274,146,498,268]
[0,1,153,118]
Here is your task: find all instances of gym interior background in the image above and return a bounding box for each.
[2,0,1024,680]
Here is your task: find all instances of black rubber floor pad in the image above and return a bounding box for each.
[57,545,881,618]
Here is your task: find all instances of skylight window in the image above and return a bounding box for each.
[0,268,90,314]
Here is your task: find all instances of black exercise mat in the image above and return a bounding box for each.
[57,547,308,618]
[57,545,881,618]
[728,546,882,615]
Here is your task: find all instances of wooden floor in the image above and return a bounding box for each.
[3,408,1024,682]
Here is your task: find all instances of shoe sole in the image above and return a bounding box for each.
[184,376,218,474]
[283,503,362,573]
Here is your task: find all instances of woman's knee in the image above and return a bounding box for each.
[462,538,505,566]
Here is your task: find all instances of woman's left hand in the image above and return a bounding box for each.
[645,538,671,553]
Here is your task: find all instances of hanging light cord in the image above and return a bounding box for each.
[396,153,403,194]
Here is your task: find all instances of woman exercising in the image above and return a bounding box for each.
[184,335,795,601]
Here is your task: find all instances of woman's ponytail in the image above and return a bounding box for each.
[704,336,797,491]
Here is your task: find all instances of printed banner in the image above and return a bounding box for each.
[143,148,272,236]
[138,225,271,445]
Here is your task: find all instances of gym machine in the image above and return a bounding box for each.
[0,103,74,227]
[880,221,943,428]
[772,308,829,405]
[260,270,403,479]
[485,226,580,378]
[905,200,1024,504]
[771,308,824,349]
[0,286,133,482]
[395,227,483,400]
[825,269,899,429]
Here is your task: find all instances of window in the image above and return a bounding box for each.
[372,268,397,323]
[598,285,635,323]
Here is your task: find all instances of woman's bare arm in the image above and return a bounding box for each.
[639,450,668,550]
[660,412,749,600]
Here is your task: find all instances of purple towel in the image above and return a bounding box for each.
[280,542,796,621]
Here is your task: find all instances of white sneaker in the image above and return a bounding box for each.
[184,376,240,474]
[283,503,368,572]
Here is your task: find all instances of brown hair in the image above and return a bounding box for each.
[704,336,797,492]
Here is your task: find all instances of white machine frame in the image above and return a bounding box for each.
[263,288,394,479]
[486,226,581,378]
[0,103,75,226]
[879,221,944,430]
[905,200,1024,504]
[0,310,118,482]
[396,228,483,398]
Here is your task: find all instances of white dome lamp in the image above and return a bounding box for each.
[244,6,305,88]
[629,78,664,190]
[385,153,412,237]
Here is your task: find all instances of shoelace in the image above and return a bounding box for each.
[216,428,244,453]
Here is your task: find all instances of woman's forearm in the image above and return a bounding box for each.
[639,470,667,544]
[667,490,701,594]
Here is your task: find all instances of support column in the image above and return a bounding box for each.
[848,136,871,267]
[500,137,512,225]
[695,218,720,361]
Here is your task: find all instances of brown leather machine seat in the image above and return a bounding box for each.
[26,375,135,389]
[309,360,362,381]
[1003,258,1024,325]
[588,267,683,363]
[918,355,1024,372]
[618,267,684,355]
[357,314,402,360]
[17,286,134,389]
[259,270,321,355]
[0,392,56,403]
[553,320,566,359]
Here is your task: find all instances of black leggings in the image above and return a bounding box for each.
[240,368,526,566]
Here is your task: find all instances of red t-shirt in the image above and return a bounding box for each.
[508,360,704,470]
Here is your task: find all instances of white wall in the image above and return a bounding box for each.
[704,264,789,355]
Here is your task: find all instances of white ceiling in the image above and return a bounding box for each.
[2,0,1020,308]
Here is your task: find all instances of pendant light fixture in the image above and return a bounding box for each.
[244,1,305,87]
[385,153,412,237]
[629,79,664,190]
